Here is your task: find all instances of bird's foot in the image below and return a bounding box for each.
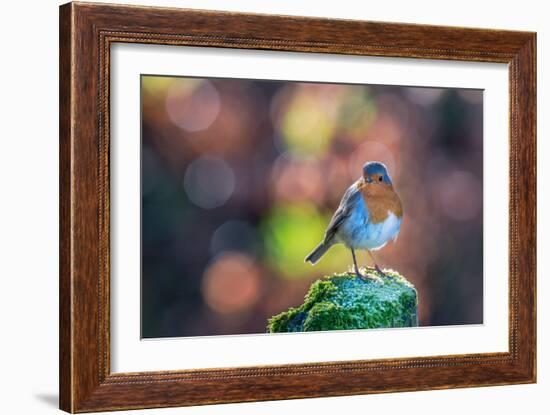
[374,264,387,277]
[355,268,376,281]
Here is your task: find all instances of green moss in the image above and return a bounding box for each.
[267,268,418,333]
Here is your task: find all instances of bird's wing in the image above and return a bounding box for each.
[323,181,363,243]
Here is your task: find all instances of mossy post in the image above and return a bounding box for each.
[268,268,418,333]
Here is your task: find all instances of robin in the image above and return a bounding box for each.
[305,161,403,279]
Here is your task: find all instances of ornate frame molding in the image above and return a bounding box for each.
[60,2,536,412]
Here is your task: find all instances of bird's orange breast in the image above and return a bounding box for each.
[358,181,403,224]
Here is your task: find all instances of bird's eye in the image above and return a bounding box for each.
[379,176,383,182]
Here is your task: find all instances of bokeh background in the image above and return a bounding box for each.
[141,75,483,338]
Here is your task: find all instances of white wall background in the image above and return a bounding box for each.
[0,0,546,414]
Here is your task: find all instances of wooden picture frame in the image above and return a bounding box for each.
[59,2,536,412]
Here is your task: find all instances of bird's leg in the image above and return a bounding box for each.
[367,250,386,277]
[350,248,362,278]
[351,249,375,280]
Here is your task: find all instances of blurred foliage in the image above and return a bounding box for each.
[140,75,483,338]
[261,204,350,278]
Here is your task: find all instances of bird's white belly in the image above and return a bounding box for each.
[339,208,401,250]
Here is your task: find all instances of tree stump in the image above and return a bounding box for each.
[267,268,418,333]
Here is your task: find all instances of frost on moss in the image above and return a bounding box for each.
[267,268,418,333]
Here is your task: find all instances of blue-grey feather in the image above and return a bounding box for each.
[323,181,364,242]
[363,161,392,185]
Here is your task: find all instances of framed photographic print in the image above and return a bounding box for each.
[59,2,536,412]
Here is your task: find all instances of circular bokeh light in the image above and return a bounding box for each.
[183,156,235,209]
[201,252,261,314]
[165,79,221,132]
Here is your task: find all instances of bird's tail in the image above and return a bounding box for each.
[304,241,332,265]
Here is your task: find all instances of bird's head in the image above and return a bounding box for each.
[362,161,393,186]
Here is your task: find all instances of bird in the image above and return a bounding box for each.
[305,161,402,279]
